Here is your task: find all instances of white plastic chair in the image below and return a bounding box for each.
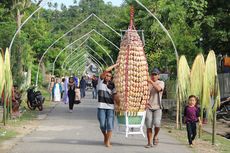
[116,111,146,137]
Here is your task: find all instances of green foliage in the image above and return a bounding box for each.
[0,0,228,87]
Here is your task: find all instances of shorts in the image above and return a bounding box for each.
[97,108,114,132]
[145,109,162,128]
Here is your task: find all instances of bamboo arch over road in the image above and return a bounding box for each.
[52,32,114,75]
[62,29,119,69]
[35,14,120,86]
[64,45,108,70]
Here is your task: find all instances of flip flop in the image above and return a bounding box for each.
[153,139,159,145]
[144,144,153,148]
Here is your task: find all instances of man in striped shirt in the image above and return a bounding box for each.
[97,63,119,147]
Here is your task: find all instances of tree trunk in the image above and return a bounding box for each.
[16,9,24,86]
[27,67,31,86]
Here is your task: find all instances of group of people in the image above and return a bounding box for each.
[96,63,202,148]
[48,76,83,112]
[48,77,64,102]
[48,75,99,112]
[48,64,201,148]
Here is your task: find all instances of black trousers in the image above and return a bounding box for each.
[186,122,197,145]
[68,90,75,110]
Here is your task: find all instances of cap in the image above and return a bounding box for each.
[151,68,160,75]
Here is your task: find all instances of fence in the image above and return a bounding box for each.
[219,73,230,98]
[162,73,230,110]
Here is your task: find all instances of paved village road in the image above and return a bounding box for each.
[7,91,192,153]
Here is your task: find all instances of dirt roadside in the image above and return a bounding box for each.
[0,120,39,153]
[0,102,57,153]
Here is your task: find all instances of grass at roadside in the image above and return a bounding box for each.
[0,128,17,143]
[163,119,230,153]
[0,109,37,143]
[0,87,50,143]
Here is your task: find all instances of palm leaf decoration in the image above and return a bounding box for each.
[190,54,205,137]
[202,50,220,119]
[190,54,205,100]
[177,55,190,129]
[4,48,13,120]
[0,51,5,95]
[178,55,190,103]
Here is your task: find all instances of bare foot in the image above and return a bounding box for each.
[192,140,195,145]
[104,137,106,145]
[105,141,112,148]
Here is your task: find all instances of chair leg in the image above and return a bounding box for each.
[141,127,145,137]
[126,126,129,137]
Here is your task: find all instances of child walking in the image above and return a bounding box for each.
[184,95,202,147]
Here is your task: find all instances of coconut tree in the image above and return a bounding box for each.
[177,55,190,129]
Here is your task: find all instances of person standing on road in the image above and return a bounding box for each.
[92,75,98,99]
[184,95,202,147]
[145,68,165,148]
[68,77,75,113]
[52,78,62,102]
[97,63,119,147]
[61,77,65,99]
[63,77,69,104]
[48,77,55,101]
[80,76,87,98]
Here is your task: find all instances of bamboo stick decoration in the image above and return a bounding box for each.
[114,6,149,114]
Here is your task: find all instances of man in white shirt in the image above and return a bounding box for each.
[145,68,165,148]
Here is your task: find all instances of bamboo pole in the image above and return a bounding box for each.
[212,109,216,145]
[212,75,218,145]
[179,100,182,130]
[3,90,7,125]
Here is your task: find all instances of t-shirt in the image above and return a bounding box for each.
[184,106,200,123]
[148,80,165,110]
[92,79,98,88]
[97,78,115,109]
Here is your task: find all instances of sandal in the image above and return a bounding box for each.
[153,139,159,145]
[144,144,153,148]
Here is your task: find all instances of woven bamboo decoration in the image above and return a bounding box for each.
[114,6,149,115]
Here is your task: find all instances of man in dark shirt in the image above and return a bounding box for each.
[80,76,86,98]
[92,75,98,99]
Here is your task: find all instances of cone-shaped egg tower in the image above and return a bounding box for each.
[114,6,149,114]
